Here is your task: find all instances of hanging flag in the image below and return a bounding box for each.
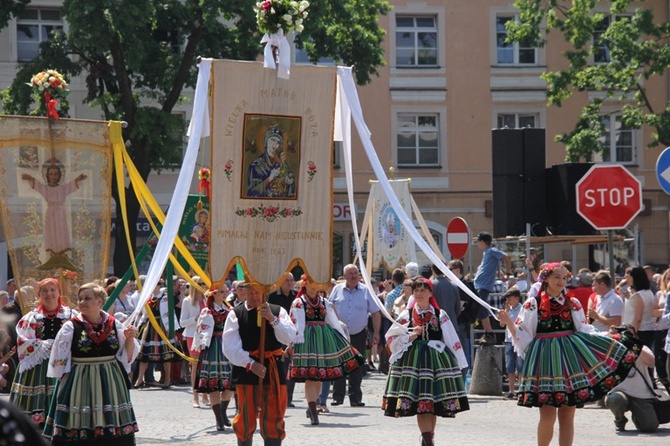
[209,60,336,287]
[368,179,416,270]
[0,117,113,309]
[176,195,211,274]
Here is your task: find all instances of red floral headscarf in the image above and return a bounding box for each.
[537,262,574,310]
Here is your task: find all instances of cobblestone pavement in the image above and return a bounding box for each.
[3,369,669,445]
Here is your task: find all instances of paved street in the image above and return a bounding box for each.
[3,369,669,445]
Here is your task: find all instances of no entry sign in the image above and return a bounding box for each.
[446,217,470,259]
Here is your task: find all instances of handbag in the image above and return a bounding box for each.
[634,365,670,424]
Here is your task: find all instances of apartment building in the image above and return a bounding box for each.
[1,1,668,276]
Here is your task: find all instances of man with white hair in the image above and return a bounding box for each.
[329,264,381,407]
[404,262,420,279]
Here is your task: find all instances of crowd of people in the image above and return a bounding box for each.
[0,245,669,445]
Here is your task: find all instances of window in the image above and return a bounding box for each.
[16,8,63,61]
[497,113,538,129]
[396,113,439,167]
[496,15,536,65]
[593,15,631,64]
[333,141,341,168]
[395,16,438,67]
[600,114,636,164]
[294,46,335,65]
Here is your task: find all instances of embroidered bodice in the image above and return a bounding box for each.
[408,307,443,341]
[536,295,576,334]
[301,296,327,323]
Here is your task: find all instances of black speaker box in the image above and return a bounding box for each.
[545,163,597,235]
[492,128,547,238]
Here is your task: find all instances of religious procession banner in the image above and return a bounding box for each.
[0,116,113,309]
[209,60,335,287]
[177,194,210,275]
[365,179,416,270]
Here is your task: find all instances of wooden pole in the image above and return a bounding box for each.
[255,284,270,412]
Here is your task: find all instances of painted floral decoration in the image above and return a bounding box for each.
[255,0,309,35]
[224,160,233,181]
[307,160,317,182]
[27,69,69,119]
[235,204,302,222]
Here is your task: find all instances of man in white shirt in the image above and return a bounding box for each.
[588,270,623,332]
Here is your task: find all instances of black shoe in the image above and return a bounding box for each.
[350,401,365,407]
[367,363,377,371]
[475,334,496,346]
[287,402,295,408]
[331,400,343,406]
[614,415,628,432]
[505,392,516,400]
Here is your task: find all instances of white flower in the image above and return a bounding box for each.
[296,18,303,25]
[299,1,309,12]
[290,1,298,7]
[302,11,308,18]
[296,23,304,32]
[282,13,292,24]
[270,7,275,14]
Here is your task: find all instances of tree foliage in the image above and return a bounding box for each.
[0,0,389,274]
[507,0,670,162]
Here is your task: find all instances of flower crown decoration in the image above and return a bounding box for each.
[255,0,309,35]
[27,69,69,120]
[536,262,572,284]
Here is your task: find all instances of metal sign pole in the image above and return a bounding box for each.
[607,230,615,277]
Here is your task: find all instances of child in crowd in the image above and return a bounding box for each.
[498,288,523,399]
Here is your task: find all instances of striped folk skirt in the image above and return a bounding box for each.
[195,334,233,392]
[289,322,364,382]
[43,356,138,446]
[517,330,636,407]
[9,360,56,428]
[136,318,183,363]
[382,340,469,418]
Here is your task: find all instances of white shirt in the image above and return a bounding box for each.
[593,289,623,332]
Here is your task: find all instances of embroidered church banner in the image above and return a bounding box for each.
[209,60,335,286]
[177,195,210,274]
[0,117,113,309]
[368,180,415,270]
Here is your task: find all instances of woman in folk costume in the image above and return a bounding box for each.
[288,277,364,425]
[193,283,234,431]
[43,283,139,445]
[179,275,210,407]
[133,280,183,388]
[10,278,77,428]
[382,277,469,446]
[499,263,638,446]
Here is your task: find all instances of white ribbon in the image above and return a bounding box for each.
[261,29,291,80]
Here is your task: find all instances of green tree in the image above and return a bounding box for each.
[0,0,389,275]
[507,0,670,162]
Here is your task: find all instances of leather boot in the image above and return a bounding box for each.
[307,401,319,425]
[212,403,224,431]
[237,439,252,446]
[220,400,232,427]
[420,431,434,446]
[264,439,282,446]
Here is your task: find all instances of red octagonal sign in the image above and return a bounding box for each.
[575,164,643,230]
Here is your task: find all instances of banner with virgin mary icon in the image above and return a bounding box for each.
[208,60,336,287]
[0,117,113,309]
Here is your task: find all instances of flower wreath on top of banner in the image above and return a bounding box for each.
[28,69,69,119]
[254,0,310,79]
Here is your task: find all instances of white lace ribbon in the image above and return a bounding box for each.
[261,29,291,79]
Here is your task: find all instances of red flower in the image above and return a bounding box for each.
[308,367,317,377]
[284,208,292,216]
[555,393,566,403]
[262,1,271,12]
[624,353,636,363]
[208,378,218,388]
[577,389,590,401]
[245,208,253,216]
[291,368,299,378]
[26,345,34,353]
[326,368,334,378]
[604,377,616,388]
[539,310,550,321]
[560,310,571,321]
[264,208,273,217]
[333,368,342,377]
[538,393,549,403]
[318,368,327,378]
[225,162,232,170]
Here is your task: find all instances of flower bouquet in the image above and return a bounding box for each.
[27,69,69,119]
[255,0,309,79]
[255,0,309,35]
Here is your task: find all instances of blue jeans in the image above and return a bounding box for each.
[504,342,523,374]
[318,381,331,405]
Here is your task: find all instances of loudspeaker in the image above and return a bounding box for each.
[492,128,546,238]
[545,163,597,235]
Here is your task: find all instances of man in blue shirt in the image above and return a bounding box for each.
[329,264,381,406]
[473,232,511,346]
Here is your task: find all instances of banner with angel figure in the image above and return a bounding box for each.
[0,117,113,309]
[209,60,335,287]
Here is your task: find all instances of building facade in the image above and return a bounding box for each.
[1,0,669,278]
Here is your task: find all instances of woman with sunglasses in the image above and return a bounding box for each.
[193,283,234,431]
[179,276,209,407]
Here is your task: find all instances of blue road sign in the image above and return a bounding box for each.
[656,147,670,195]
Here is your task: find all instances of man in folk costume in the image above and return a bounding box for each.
[223,282,297,446]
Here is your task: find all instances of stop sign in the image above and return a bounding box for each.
[575,164,643,230]
[446,217,470,259]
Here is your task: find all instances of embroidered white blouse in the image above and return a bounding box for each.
[289,296,347,344]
